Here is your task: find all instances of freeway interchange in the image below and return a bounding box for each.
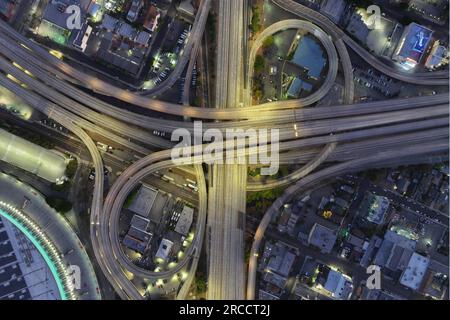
[0,0,448,300]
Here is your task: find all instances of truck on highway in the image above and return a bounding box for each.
[96,142,112,152]
[162,175,175,182]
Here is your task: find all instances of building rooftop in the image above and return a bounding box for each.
[346,12,370,44]
[127,226,152,243]
[374,230,417,271]
[130,214,150,231]
[400,252,430,291]
[308,223,337,254]
[323,269,353,300]
[128,185,158,217]
[101,14,119,31]
[263,271,288,289]
[425,41,449,69]
[143,5,161,32]
[123,234,149,254]
[278,251,296,277]
[320,0,346,24]
[72,23,92,52]
[175,206,194,236]
[393,23,433,67]
[117,22,136,39]
[287,77,314,98]
[360,194,390,225]
[178,0,196,18]
[127,0,143,22]
[135,31,152,47]
[155,239,173,261]
[42,0,76,30]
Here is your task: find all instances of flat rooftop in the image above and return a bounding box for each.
[128,185,158,217]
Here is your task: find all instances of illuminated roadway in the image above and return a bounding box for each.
[246,20,339,108]
[272,0,449,85]
[247,142,337,192]
[0,19,446,124]
[0,41,448,299]
[249,126,448,190]
[99,101,448,299]
[246,142,448,299]
[181,0,211,106]
[141,0,212,97]
[2,60,448,297]
[0,1,448,300]
[0,16,446,121]
[206,0,247,300]
[2,25,442,144]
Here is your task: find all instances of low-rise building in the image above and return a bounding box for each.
[101,14,119,32]
[128,185,158,217]
[130,214,150,231]
[175,206,194,236]
[320,0,347,25]
[408,0,449,25]
[420,259,448,299]
[345,12,370,44]
[155,238,174,261]
[263,272,288,289]
[308,223,337,254]
[127,0,143,23]
[322,269,353,300]
[374,230,417,272]
[392,23,434,70]
[425,41,449,70]
[135,31,152,47]
[359,194,390,225]
[72,23,92,52]
[400,252,430,291]
[287,77,313,98]
[123,227,153,254]
[123,213,152,254]
[143,4,161,32]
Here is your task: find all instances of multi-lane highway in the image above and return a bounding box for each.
[246,20,339,107]
[207,0,247,300]
[246,142,449,299]
[1,27,447,144]
[271,0,449,86]
[0,24,448,298]
[141,0,212,97]
[0,0,448,301]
